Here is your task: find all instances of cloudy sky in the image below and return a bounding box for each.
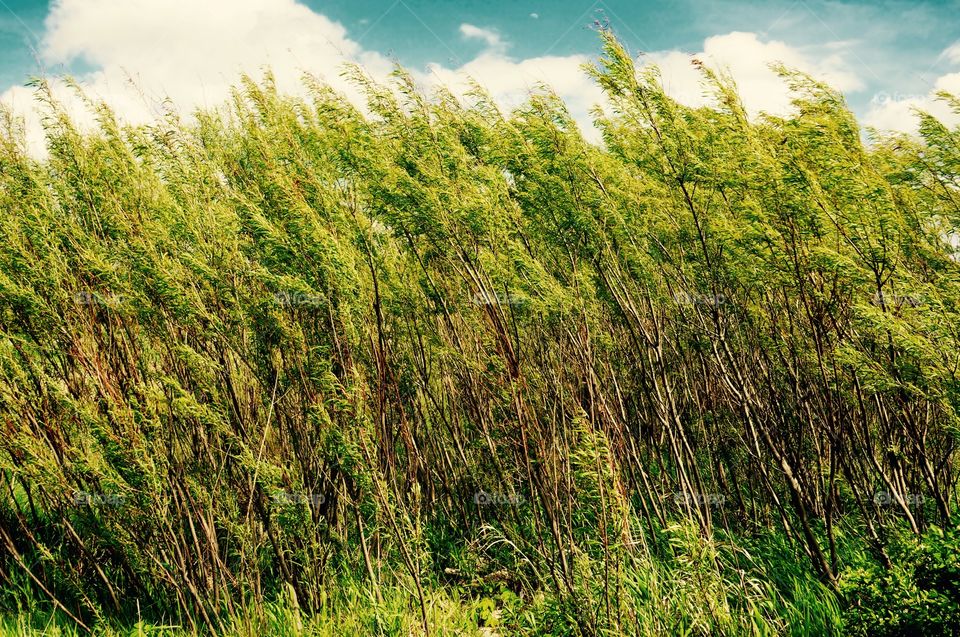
[0,0,958,152]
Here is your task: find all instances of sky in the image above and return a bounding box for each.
[0,0,958,153]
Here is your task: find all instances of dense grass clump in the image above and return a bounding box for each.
[1,33,959,635]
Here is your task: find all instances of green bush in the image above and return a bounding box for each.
[842,526,960,636]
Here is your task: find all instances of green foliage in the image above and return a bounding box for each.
[0,31,959,636]
[841,526,960,636]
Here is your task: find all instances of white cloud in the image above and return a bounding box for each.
[644,33,960,135]
[1,2,952,158]
[643,31,865,119]
[426,51,604,141]
[862,93,928,132]
[939,73,960,94]
[862,72,960,134]
[36,0,392,108]
[459,24,502,50]
[2,0,606,155]
[2,0,399,155]
[941,42,960,66]
[530,13,539,20]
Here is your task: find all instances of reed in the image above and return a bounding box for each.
[0,32,958,636]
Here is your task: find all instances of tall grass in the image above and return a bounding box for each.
[0,32,958,635]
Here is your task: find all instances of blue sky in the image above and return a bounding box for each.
[1,0,958,151]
